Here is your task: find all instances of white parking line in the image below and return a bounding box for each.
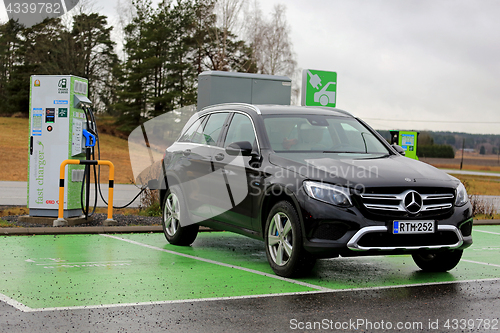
[462,259,500,268]
[474,229,500,236]
[100,234,330,292]
[35,261,132,266]
[0,292,31,312]
[2,290,327,313]
[4,278,500,313]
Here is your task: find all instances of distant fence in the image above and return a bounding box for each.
[475,195,500,214]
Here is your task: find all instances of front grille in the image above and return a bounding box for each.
[357,231,459,248]
[358,187,455,218]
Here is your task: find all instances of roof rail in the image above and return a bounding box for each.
[200,103,262,114]
[316,106,354,117]
[335,109,354,117]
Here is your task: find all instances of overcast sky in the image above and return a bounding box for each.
[258,0,500,135]
[2,0,499,134]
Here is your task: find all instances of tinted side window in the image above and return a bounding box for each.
[202,113,228,146]
[224,113,257,148]
[190,116,210,144]
[179,116,208,143]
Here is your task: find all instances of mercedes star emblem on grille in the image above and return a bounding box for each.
[404,190,423,214]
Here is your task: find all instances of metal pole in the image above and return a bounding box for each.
[85,147,91,220]
[460,138,465,170]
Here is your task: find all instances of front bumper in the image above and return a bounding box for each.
[347,224,467,251]
[299,194,473,258]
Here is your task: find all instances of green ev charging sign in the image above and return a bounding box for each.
[301,69,337,107]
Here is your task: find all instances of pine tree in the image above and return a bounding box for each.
[162,0,198,112]
[71,13,118,112]
[115,0,156,131]
[0,13,118,115]
[0,20,23,114]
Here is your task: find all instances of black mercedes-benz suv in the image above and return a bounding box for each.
[158,103,473,277]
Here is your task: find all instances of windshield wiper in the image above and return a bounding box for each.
[322,151,390,157]
[322,151,367,154]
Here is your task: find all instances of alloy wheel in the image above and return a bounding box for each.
[164,192,180,236]
[267,212,294,266]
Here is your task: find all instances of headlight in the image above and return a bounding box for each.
[303,181,352,207]
[455,182,468,206]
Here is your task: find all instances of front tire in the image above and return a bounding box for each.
[412,250,463,272]
[162,187,199,246]
[265,201,316,277]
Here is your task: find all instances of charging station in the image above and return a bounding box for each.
[28,75,92,218]
[390,130,419,160]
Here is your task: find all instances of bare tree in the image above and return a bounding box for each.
[114,0,137,60]
[210,0,245,70]
[60,0,102,30]
[244,3,299,103]
[215,0,244,35]
[263,5,296,76]
[245,4,296,76]
[243,0,265,70]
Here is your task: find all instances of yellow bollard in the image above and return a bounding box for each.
[54,159,116,226]
[97,160,116,225]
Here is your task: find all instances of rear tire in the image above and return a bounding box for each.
[264,201,316,277]
[162,186,199,246]
[412,250,463,272]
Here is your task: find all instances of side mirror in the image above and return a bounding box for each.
[392,144,406,156]
[226,141,253,156]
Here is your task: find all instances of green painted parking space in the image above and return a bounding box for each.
[1,226,499,310]
[118,227,500,290]
[464,228,500,266]
[0,234,313,310]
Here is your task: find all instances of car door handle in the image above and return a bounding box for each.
[214,153,225,161]
[183,149,191,156]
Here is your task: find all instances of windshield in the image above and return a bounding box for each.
[263,115,389,155]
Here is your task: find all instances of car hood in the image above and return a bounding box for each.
[268,153,459,188]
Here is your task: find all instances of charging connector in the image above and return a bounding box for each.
[79,105,146,218]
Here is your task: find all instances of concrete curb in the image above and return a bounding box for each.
[473,219,500,225]
[0,225,215,235]
[0,226,164,235]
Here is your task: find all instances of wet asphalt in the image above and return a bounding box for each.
[1,280,499,333]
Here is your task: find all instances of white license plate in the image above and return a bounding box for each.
[393,221,434,234]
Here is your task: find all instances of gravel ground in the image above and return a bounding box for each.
[2,212,162,228]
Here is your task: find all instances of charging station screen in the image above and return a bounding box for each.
[45,108,55,123]
[401,133,415,151]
